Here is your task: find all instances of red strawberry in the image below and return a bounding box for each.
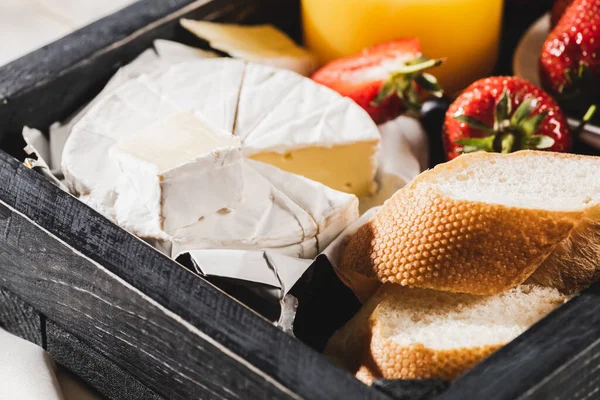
[540,0,600,112]
[551,0,575,27]
[443,76,571,160]
[311,39,444,124]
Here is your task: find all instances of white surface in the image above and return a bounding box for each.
[0,0,136,66]
[0,328,101,399]
[0,329,63,399]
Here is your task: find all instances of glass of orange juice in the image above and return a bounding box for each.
[302,0,504,95]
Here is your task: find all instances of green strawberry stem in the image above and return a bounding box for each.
[453,89,556,154]
[371,56,446,112]
[573,104,597,137]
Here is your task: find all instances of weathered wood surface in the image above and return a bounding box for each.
[0,286,44,346]
[438,283,600,400]
[0,152,385,399]
[46,321,163,400]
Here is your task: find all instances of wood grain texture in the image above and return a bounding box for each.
[46,321,163,400]
[0,201,297,399]
[0,286,43,346]
[437,283,600,400]
[0,154,385,400]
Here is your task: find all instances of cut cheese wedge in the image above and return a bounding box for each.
[63,59,374,256]
[238,64,380,196]
[110,111,243,239]
[172,159,358,259]
[180,19,319,76]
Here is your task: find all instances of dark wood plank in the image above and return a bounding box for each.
[0,155,384,400]
[437,283,600,400]
[0,203,295,399]
[518,338,600,400]
[0,286,43,346]
[46,321,163,400]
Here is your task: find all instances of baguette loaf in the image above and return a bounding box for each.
[338,151,600,301]
[325,284,568,383]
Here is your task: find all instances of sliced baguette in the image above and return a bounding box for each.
[325,284,568,383]
[338,151,600,301]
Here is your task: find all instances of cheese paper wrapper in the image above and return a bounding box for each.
[21,40,427,314]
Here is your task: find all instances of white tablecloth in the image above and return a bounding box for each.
[0,328,100,399]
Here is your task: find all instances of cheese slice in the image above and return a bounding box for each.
[247,159,358,251]
[63,59,375,256]
[180,19,319,76]
[172,159,358,259]
[171,161,318,256]
[110,111,243,239]
[235,63,381,197]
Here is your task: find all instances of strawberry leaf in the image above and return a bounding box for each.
[510,98,534,126]
[494,89,511,130]
[414,74,443,97]
[391,58,445,75]
[499,133,515,153]
[525,135,555,149]
[455,136,495,153]
[520,111,549,136]
[400,87,422,113]
[453,114,495,134]
[371,79,397,106]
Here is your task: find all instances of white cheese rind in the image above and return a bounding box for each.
[239,64,381,154]
[110,111,244,239]
[62,59,245,205]
[171,162,319,256]
[247,159,359,252]
[63,59,379,257]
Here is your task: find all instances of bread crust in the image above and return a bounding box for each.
[325,283,567,384]
[527,204,600,293]
[338,153,582,301]
[324,285,503,383]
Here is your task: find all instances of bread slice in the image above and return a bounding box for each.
[325,284,568,384]
[338,151,600,301]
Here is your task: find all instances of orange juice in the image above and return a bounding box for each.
[302,0,503,94]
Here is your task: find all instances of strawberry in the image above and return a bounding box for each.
[540,0,600,113]
[311,39,444,124]
[443,76,571,160]
[551,0,575,27]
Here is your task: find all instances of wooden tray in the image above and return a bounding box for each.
[0,1,599,399]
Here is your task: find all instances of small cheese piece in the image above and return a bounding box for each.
[180,19,319,76]
[110,111,243,239]
[172,159,359,259]
[154,39,219,61]
[247,159,358,252]
[171,162,319,257]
